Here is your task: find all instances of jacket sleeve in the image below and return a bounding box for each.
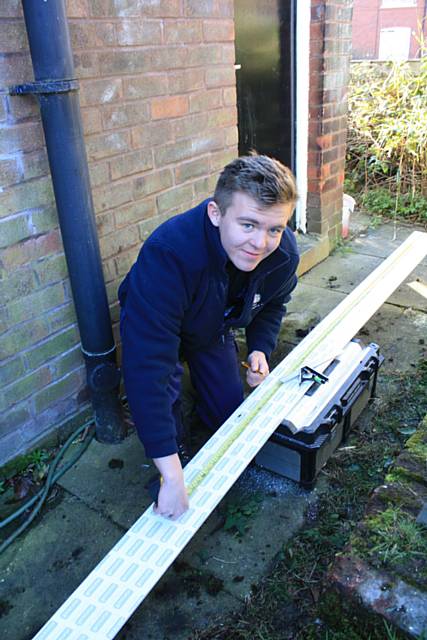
[120,241,190,458]
[245,271,298,361]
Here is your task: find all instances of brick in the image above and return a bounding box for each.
[131,118,169,150]
[164,19,202,44]
[110,149,153,181]
[104,277,122,305]
[205,66,236,87]
[81,108,102,135]
[0,96,7,121]
[209,148,236,171]
[151,95,189,120]
[96,211,116,242]
[114,197,156,228]
[96,50,149,75]
[3,367,51,410]
[86,131,130,161]
[33,371,83,414]
[102,101,150,129]
[69,21,115,49]
[138,211,173,243]
[0,265,37,304]
[189,89,222,113]
[0,407,29,441]
[33,254,68,287]
[149,47,187,71]
[154,139,194,166]
[168,69,205,94]
[0,122,44,155]
[52,345,84,379]
[224,126,238,147]
[203,19,234,41]
[0,51,32,85]
[116,20,162,45]
[0,206,57,249]
[73,51,99,79]
[102,257,117,283]
[123,74,168,100]
[0,19,28,53]
[20,150,50,181]
[0,318,51,359]
[47,304,77,334]
[133,169,174,198]
[67,0,89,17]
[223,86,236,107]
[93,180,132,214]
[115,247,140,277]
[7,94,39,122]
[89,162,110,188]
[25,327,80,370]
[221,43,235,64]
[0,158,23,187]
[7,283,66,324]
[194,173,218,198]
[0,1,22,18]
[174,156,210,183]
[207,107,236,128]
[0,176,54,219]
[186,44,222,67]
[172,112,208,140]
[185,0,215,17]
[80,78,122,107]
[191,130,224,154]
[157,184,194,214]
[0,229,62,269]
[0,356,25,387]
[91,0,181,17]
[99,226,140,259]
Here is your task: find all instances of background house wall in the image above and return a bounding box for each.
[0,0,353,467]
[352,0,427,60]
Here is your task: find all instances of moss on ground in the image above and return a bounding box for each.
[192,361,427,640]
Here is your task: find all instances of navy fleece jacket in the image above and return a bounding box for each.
[118,199,299,458]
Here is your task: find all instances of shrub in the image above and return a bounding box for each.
[346,42,427,199]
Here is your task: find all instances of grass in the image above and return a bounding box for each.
[192,360,427,640]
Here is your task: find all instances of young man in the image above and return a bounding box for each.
[118,155,299,520]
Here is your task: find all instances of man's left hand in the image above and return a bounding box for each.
[246,351,269,387]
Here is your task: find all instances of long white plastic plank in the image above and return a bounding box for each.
[33,231,426,640]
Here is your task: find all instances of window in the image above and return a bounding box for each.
[378,27,411,59]
[381,1,417,8]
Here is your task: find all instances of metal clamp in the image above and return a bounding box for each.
[9,79,79,96]
[299,366,328,386]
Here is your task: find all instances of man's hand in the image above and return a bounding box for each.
[152,453,189,520]
[246,350,269,387]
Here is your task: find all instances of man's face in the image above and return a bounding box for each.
[207,192,294,272]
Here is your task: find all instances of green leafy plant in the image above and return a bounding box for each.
[223,496,262,537]
[346,36,427,224]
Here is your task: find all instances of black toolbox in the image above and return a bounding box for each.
[255,340,383,489]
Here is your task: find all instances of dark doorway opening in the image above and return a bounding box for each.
[234,0,296,172]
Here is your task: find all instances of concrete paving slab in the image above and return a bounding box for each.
[177,467,316,601]
[0,493,125,640]
[300,250,426,312]
[57,435,156,530]
[350,222,418,259]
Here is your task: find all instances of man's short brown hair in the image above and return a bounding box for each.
[214,154,298,214]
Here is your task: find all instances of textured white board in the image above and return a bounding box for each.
[33,231,427,640]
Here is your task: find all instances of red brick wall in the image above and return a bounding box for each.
[307,0,353,243]
[0,0,237,465]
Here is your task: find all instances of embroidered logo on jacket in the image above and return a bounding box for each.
[252,293,262,309]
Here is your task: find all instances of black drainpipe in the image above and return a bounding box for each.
[10,0,125,443]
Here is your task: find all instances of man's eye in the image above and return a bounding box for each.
[242,223,254,230]
[269,228,282,236]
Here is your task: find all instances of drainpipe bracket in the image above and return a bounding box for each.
[9,79,79,96]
